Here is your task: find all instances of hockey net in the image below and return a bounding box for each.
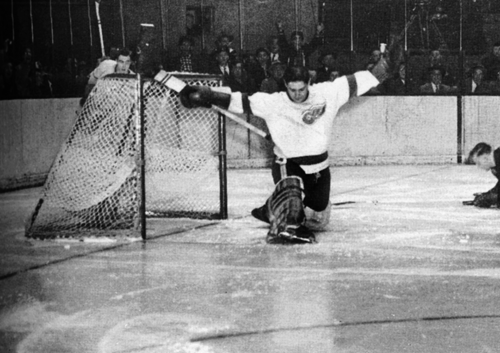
[25,73,225,239]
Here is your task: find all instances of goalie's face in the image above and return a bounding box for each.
[116,55,131,74]
[285,80,309,103]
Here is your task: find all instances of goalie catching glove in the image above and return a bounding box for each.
[179,85,231,110]
[179,85,214,109]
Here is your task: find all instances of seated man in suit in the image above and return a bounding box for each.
[419,66,457,94]
[267,35,288,64]
[464,65,490,94]
[209,46,232,86]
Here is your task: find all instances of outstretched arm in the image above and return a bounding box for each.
[342,56,390,100]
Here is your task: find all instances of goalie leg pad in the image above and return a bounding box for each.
[266,176,315,244]
[304,201,331,231]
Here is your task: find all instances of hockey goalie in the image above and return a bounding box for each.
[160,56,388,244]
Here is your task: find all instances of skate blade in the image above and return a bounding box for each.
[278,231,314,244]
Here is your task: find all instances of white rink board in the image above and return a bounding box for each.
[462,96,500,156]
[5,95,500,189]
[330,96,458,165]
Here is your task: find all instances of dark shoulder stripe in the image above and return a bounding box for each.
[242,93,252,115]
[346,75,357,98]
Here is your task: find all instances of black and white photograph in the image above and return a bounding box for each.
[1,0,500,352]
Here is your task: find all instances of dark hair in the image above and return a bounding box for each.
[231,57,244,68]
[319,51,337,62]
[428,65,446,76]
[468,142,492,163]
[178,35,195,47]
[290,31,304,40]
[266,35,280,46]
[217,32,234,42]
[470,64,486,75]
[118,47,132,58]
[267,61,285,74]
[214,46,230,56]
[283,66,310,84]
[255,47,269,57]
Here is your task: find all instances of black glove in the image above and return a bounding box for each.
[473,192,498,208]
[179,85,213,109]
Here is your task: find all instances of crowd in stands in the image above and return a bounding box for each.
[166,26,500,97]
[0,40,93,100]
[3,22,500,100]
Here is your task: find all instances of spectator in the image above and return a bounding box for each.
[248,47,271,91]
[327,70,341,82]
[380,62,409,95]
[52,58,77,98]
[260,61,286,93]
[368,49,382,67]
[212,32,238,64]
[209,46,231,86]
[14,47,35,98]
[75,61,90,97]
[276,20,324,67]
[0,61,15,99]
[480,41,500,81]
[419,66,456,94]
[267,35,288,64]
[168,35,204,73]
[242,51,257,70]
[31,67,53,98]
[464,65,490,94]
[316,51,338,83]
[186,12,202,37]
[419,48,456,87]
[488,67,500,94]
[227,58,255,94]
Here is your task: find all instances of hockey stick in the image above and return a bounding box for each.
[210,105,271,141]
[95,0,105,57]
[154,71,272,141]
[333,199,471,206]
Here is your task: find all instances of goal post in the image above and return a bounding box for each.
[25,72,228,240]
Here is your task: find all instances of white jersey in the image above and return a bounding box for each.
[227,71,379,173]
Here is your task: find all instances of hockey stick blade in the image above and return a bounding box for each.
[331,201,356,206]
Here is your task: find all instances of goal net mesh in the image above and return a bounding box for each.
[25,73,223,239]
